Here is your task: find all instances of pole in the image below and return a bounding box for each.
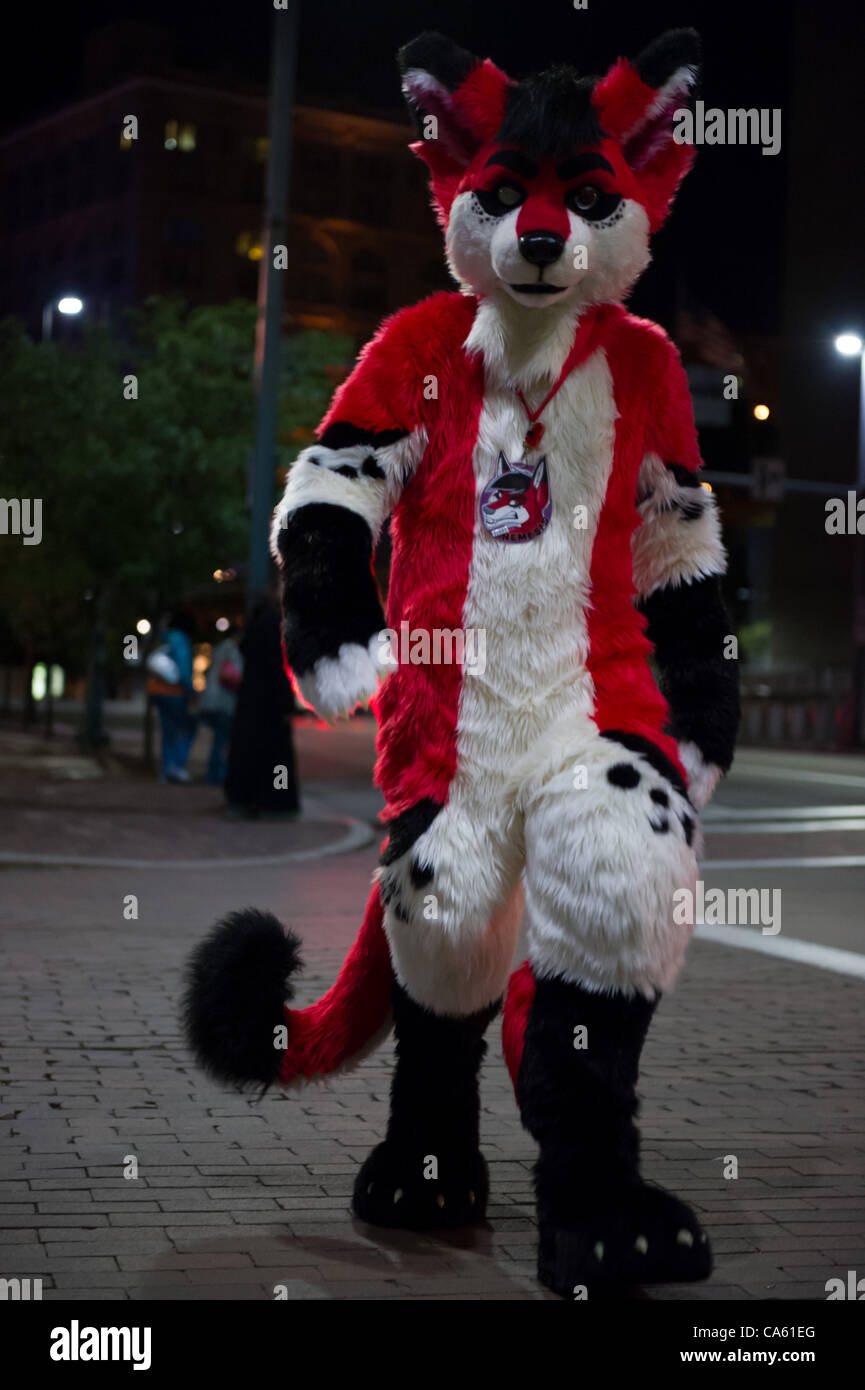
[247,0,298,607]
[852,351,865,744]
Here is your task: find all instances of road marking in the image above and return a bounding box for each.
[695,923,865,980]
[732,764,865,789]
[703,855,865,869]
[706,819,865,834]
[705,803,865,820]
[0,817,376,870]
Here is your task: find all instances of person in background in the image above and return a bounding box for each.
[199,624,243,786]
[225,591,299,817]
[147,609,197,784]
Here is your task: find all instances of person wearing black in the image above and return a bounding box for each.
[224,594,299,818]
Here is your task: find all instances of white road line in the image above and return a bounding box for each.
[732,764,865,789]
[706,819,865,834]
[703,854,865,869]
[705,803,865,821]
[695,923,865,980]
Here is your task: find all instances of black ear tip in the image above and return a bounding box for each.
[397,30,478,86]
[635,28,701,88]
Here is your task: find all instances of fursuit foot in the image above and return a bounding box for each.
[352,1139,489,1231]
[538,1181,712,1297]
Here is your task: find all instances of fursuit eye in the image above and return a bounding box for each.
[494,182,524,208]
[570,185,600,213]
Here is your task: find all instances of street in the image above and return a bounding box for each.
[1,720,863,1300]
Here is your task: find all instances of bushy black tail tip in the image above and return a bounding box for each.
[181,908,302,1091]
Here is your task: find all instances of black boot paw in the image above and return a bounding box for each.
[538,1183,712,1297]
[352,1140,489,1231]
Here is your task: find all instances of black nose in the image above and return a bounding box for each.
[518,230,565,267]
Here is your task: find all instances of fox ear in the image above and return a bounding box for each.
[398,31,512,220]
[592,28,700,229]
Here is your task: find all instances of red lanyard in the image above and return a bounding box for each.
[515,306,600,452]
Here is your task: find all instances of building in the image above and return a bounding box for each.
[0,26,448,342]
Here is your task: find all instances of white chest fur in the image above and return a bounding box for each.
[451,347,619,793]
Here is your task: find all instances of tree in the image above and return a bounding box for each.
[0,300,352,744]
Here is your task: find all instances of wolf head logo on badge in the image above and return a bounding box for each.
[481,452,551,542]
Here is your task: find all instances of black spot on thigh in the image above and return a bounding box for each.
[308,455,320,466]
[392,898,409,923]
[681,814,695,846]
[607,763,641,789]
[650,816,671,834]
[381,799,443,867]
[361,455,386,480]
[650,788,670,807]
[409,859,434,889]
[335,464,357,479]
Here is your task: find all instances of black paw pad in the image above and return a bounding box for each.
[352,1141,488,1231]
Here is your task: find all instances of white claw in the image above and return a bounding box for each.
[593,1242,604,1262]
[635,1234,649,1254]
[393,1189,403,1204]
[677,1228,694,1247]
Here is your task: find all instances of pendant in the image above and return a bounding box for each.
[480,451,552,542]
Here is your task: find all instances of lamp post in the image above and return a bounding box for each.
[42,295,84,342]
[835,332,865,743]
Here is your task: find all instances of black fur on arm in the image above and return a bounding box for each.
[639,573,740,772]
[275,502,385,676]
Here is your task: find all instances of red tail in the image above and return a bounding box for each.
[278,885,394,1083]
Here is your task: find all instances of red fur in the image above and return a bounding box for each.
[450,58,511,143]
[278,883,392,1082]
[503,959,535,1087]
[586,306,697,779]
[592,58,656,140]
[372,293,483,817]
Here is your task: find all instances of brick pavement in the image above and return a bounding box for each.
[1,726,864,1301]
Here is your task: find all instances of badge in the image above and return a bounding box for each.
[480,452,551,542]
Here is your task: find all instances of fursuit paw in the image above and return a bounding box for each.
[352,1140,489,1231]
[677,739,723,810]
[538,1183,712,1297]
[294,634,389,721]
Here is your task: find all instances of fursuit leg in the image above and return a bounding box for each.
[517,726,711,1293]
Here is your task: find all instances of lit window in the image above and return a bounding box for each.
[178,123,196,152]
[164,119,178,151]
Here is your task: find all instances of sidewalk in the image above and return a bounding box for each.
[1,726,863,1301]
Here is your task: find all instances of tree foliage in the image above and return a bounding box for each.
[0,299,351,677]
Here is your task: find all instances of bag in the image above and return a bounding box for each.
[146,646,181,685]
[218,659,242,693]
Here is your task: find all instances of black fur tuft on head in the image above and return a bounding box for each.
[181,908,302,1091]
[496,67,603,160]
[634,28,701,90]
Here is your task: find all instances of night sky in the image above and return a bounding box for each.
[2,0,795,333]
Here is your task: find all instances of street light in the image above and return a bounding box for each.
[42,295,85,342]
[834,331,865,745]
[834,332,865,491]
